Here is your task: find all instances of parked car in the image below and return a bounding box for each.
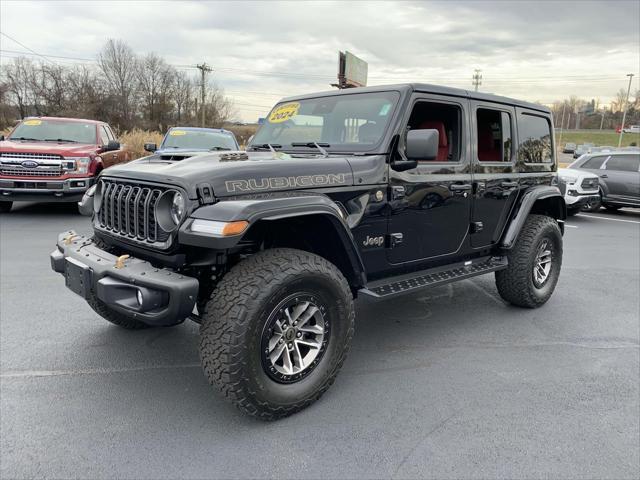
[623,125,640,134]
[573,143,594,159]
[557,168,600,215]
[563,142,577,154]
[0,117,132,213]
[144,127,239,159]
[568,151,640,211]
[52,83,566,419]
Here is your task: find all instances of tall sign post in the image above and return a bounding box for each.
[332,51,368,89]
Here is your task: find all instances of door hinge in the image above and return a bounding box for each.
[470,222,484,233]
[387,232,404,248]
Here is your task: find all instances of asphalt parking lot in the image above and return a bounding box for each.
[1,203,639,479]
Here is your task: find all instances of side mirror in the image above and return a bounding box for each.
[144,142,157,153]
[105,140,120,151]
[406,129,439,161]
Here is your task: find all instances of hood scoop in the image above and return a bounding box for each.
[159,154,193,161]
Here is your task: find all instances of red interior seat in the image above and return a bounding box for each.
[416,120,448,161]
[478,126,501,161]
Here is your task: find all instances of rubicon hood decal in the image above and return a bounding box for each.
[225,174,347,193]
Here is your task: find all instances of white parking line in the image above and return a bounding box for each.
[576,214,640,224]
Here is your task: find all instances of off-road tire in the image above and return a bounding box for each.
[495,214,562,308]
[199,248,355,420]
[85,236,152,330]
[0,201,12,213]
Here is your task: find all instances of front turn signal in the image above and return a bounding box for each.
[190,219,249,236]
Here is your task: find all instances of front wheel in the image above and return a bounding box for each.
[603,204,621,212]
[496,214,563,308]
[199,248,355,420]
[0,201,12,213]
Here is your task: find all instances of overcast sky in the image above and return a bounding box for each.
[1,0,638,121]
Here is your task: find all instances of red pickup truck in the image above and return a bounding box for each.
[0,117,132,212]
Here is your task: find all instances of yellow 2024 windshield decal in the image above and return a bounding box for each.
[268,103,299,123]
[169,130,187,136]
[23,119,42,126]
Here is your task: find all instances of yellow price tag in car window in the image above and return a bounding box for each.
[169,130,187,136]
[23,119,42,126]
[268,103,299,123]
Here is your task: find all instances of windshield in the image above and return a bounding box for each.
[9,119,97,143]
[161,129,237,150]
[250,91,400,152]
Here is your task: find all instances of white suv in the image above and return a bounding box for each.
[558,168,600,216]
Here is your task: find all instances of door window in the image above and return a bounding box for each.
[407,101,461,162]
[98,126,110,146]
[604,155,640,172]
[517,112,552,163]
[104,126,115,142]
[581,155,608,169]
[476,108,512,162]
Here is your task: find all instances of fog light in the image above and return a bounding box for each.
[136,290,144,306]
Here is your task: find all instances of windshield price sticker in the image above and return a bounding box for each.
[23,119,42,126]
[170,130,187,136]
[268,103,300,123]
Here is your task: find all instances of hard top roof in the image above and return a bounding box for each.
[280,83,551,114]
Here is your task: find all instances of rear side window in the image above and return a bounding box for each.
[605,155,640,172]
[517,113,552,163]
[581,156,608,169]
[476,108,512,162]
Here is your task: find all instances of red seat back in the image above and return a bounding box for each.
[416,120,448,161]
[478,125,501,161]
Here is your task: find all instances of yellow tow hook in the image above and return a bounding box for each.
[63,234,79,245]
[114,254,130,269]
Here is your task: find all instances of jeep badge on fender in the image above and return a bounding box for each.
[50,84,565,420]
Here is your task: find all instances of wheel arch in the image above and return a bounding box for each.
[180,194,367,291]
[500,185,566,249]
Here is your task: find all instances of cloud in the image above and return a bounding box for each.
[1,0,638,120]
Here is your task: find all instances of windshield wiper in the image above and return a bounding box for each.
[250,143,282,152]
[44,138,79,143]
[291,142,330,157]
[12,137,41,141]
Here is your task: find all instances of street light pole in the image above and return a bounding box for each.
[617,73,634,148]
[558,102,567,148]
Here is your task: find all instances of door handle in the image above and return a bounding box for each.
[600,174,608,178]
[450,184,472,192]
[500,181,519,188]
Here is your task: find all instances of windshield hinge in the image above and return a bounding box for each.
[197,183,215,204]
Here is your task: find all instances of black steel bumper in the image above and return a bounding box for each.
[50,231,199,326]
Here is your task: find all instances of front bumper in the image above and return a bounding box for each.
[564,190,599,207]
[50,231,199,326]
[0,177,94,202]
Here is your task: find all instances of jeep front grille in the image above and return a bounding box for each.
[96,180,172,246]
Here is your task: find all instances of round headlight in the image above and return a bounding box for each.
[170,192,185,225]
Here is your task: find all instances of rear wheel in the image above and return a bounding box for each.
[0,201,12,213]
[496,215,562,308]
[199,248,355,420]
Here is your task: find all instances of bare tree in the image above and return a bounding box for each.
[173,71,193,123]
[204,82,234,127]
[98,39,138,129]
[137,53,176,129]
[3,57,35,118]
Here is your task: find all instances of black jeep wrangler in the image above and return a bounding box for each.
[51,84,566,419]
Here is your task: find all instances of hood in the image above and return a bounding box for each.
[0,139,98,156]
[102,150,360,199]
[558,168,598,179]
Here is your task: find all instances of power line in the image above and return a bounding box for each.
[0,32,56,65]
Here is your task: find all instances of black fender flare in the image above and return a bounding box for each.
[500,185,566,249]
[179,193,367,287]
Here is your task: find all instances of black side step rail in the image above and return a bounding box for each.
[359,256,508,299]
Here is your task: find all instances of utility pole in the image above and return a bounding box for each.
[599,112,605,130]
[618,73,634,147]
[472,69,482,92]
[196,63,213,127]
[557,102,567,148]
